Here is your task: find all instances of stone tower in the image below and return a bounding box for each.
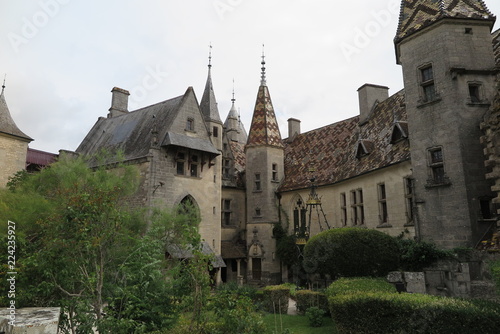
[395,0,497,248]
[245,53,284,283]
[200,48,223,152]
[0,83,33,187]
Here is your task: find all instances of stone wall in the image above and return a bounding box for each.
[0,135,28,187]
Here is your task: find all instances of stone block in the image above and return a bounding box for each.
[0,307,60,334]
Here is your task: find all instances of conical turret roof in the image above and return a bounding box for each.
[0,87,32,142]
[395,0,495,43]
[246,67,283,149]
[200,57,222,124]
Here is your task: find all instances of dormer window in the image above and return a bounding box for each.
[355,140,373,159]
[390,122,408,144]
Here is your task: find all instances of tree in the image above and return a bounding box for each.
[303,228,400,279]
[0,153,203,333]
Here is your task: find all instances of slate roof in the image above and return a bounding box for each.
[76,87,218,163]
[200,66,222,124]
[395,0,496,43]
[166,241,226,268]
[246,84,283,149]
[279,90,409,192]
[0,88,33,142]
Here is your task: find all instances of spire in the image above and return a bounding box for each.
[260,44,267,86]
[200,43,222,124]
[1,74,5,95]
[0,83,33,142]
[224,79,247,144]
[395,0,496,43]
[247,53,283,149]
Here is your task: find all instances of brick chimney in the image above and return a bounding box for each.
[287,118,301,142]
[357,84,389,124]
[108,87,130,118]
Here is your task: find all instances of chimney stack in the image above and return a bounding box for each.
[108,87,130,118]
[357,84,389,124]
[287,118,301,141]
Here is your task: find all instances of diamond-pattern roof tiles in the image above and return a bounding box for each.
[246,85,283,149]
[395,0,496,42]
[280,90,409,192]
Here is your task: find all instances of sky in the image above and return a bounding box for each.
[1,0,500,154]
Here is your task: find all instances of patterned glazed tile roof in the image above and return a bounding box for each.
[0,89,33,142]
[279,90,409,192]
[246,85,284,149]
[395,0,496,43]
[230,140,246,172]
[493,28,500,67]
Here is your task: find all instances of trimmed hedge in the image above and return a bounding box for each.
[303,228,400,278]
[327,278,500,334]
[262,284,290,314]
[326,277,396,297]
[295,290,329,315]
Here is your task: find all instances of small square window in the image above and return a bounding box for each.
[254,173,261,191]
[186,118,194,131]
[468,84,481,103]
[465,27,473,34]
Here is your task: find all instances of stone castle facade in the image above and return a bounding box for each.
[2,0,499,286]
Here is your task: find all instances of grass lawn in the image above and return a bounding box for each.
[262,313,337,334]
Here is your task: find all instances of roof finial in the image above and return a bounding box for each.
[208,43,213,69]
[1,74,5,94]
[260,44,266,86]
[231,78,236,105]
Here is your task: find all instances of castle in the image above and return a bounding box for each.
[1,0,499,286]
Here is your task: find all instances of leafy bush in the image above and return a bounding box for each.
[305,306,326,327]
[262,285,291,314]
[490,259,500,295]
[397,238,450,271]
[207,290,266,334]
[295,290,329,315]
[328,288,500,333]
[303,228,400,278]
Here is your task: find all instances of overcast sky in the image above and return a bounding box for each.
[1,0,500,153]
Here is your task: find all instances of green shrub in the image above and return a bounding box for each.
[295,290,329,315]
[490,259,500,295]
[329,292,500,334]
[303,228,400,278]
[262,285,291,314]
[326,277,396,297]
[397,238,450,271]
[208,290,266,334]
[305,306,326,327]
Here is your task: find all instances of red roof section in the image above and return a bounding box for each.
[26,148,58,167]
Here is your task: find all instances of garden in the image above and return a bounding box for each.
[1,155,500,333]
